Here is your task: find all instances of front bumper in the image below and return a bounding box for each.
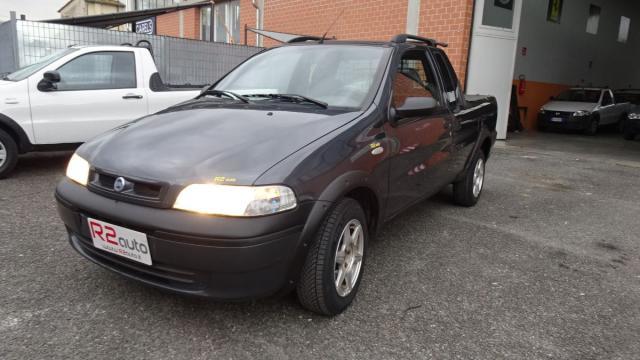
[56,178,314,300]
[538,112,591,131]
[625,118,640,134]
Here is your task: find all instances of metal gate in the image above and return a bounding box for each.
[0,19,263,86]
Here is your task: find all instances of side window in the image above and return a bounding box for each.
[392,50,440,109]
[56,52,136,91]
[433,50,460,104]
[601,91,613,106]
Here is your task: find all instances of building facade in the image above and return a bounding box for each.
[152,0,473,85]
[59,0,126,18]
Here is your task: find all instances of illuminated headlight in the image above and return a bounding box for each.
[573,110,591,117]
[66,154,90,186]
[173,184,297,216]
[539,108,546,113]
[629,113,640,120]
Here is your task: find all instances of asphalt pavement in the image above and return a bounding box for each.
[1,133,639,360]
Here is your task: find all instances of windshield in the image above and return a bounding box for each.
[214,45,390,109]
[3,48,78,81]
[555,89,601,103]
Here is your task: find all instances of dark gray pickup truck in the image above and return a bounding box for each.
[56,34,497,315]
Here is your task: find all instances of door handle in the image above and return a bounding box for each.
[123,94,143,100]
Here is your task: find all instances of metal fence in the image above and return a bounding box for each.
[0,19,263,85]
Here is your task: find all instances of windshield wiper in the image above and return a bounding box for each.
[199,89,250,103]
[245,93,328,109]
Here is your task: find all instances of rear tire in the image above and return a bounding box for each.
[297,198,367,316]
[453,151,486,207]
[0,129,18,179]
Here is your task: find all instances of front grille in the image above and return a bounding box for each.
[88,169,170,208]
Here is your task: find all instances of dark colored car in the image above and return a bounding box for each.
[56,34,497,315]
[623,107,640,140]
[615,90,640,140]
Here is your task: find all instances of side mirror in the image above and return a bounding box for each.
[43,71,61,83]
[392,97,439,123]
[37,71,61,92]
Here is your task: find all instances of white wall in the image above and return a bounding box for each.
[467,0,522,140]
[514,0,640,88]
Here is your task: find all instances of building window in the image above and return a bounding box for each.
[135,0,180,11]
[481,0,514,29]
[214,0,240,44]
[586,4,601,35]
[201,6,212,41]
[618,16,631,43]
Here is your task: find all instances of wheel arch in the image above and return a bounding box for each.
[0,113,32,153]
[307,171,384,239]
[284,171,384,288]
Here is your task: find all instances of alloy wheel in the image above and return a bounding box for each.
[472,158,485,198]
[334,219,365,297]
[0,140,6,168]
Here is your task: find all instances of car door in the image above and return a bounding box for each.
[598,90,616,125]
[431,49,476,179]
[29,50,148,144]
[384,48,454,217]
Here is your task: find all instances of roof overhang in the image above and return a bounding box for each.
[45,1,209,29]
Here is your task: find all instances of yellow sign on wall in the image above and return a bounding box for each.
[547,0,563,23]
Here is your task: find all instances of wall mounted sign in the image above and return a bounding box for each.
[135,18,155,35]
[494,0,514,11]
[547,0,563,23]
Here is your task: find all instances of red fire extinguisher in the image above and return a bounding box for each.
[518,75,527,95]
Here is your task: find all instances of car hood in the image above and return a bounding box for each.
[542,101,597,113]
[79,104,358,185]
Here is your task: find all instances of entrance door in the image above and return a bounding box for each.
[466,0,522,140]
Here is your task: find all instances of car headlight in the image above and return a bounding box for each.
[573,110,591,117]
[173,184,297,216]
[629,113,640,120]
[66,154,90,186]
[539,108,546,113]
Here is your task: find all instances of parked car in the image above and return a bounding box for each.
[55,34,497,315]
[0,44,201,178]
[614,89,640,140]
[538,88,630,135]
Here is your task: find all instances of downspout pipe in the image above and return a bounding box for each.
[251,0,264,46]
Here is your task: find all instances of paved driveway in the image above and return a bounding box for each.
[1,134,639,359]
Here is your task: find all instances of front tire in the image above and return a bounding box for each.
[453,151,486,207]
[584,116,599,136]
[0,129,18,179]
[623,127,636,141]
[297,198,367,315]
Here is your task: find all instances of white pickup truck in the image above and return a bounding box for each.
[0,44,201,178]
[538,88,630,135]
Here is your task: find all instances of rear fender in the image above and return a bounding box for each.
[456,126,496,182]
